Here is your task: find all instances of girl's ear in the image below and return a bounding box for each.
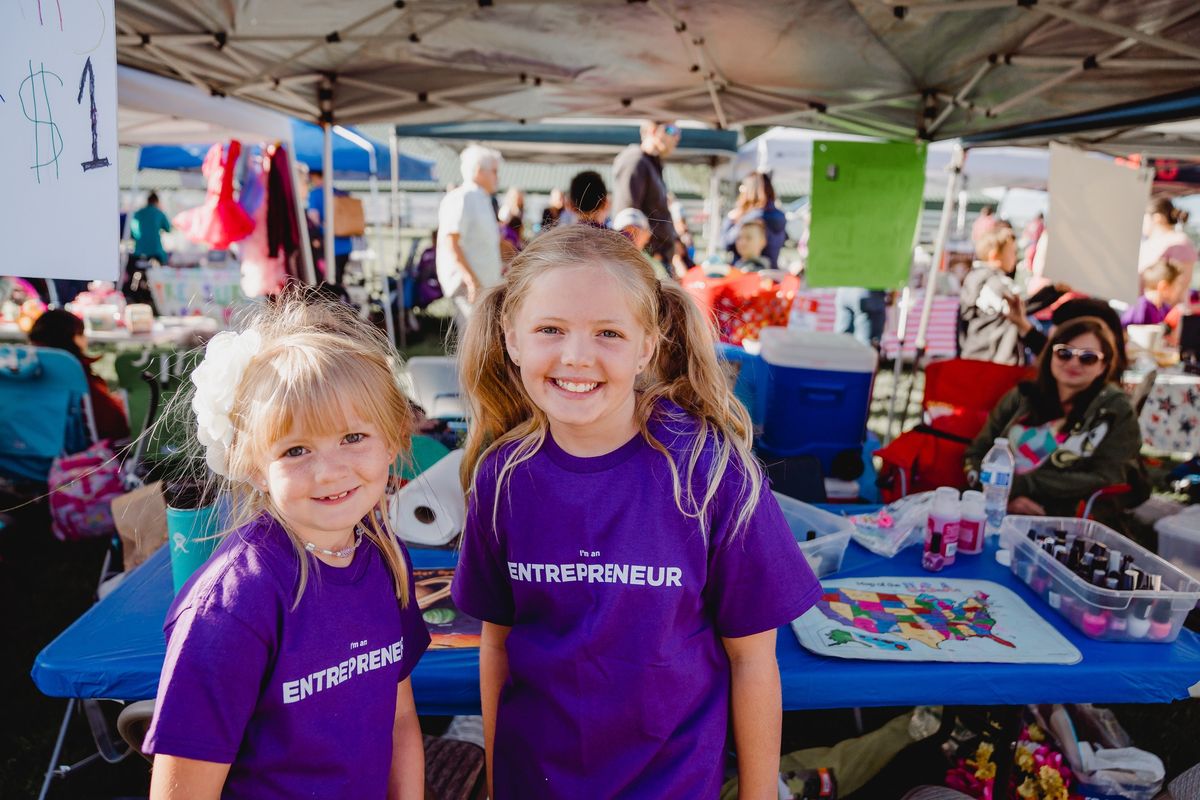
[637,330,656,373]
[503,319,521,367]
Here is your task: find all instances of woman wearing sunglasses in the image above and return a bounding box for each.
[964,317,1144,520]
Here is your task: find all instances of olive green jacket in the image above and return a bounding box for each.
[963,384,1143,517]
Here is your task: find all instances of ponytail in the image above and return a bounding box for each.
[636,280,761,540]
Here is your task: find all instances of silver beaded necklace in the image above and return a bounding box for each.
[303,524,365,559]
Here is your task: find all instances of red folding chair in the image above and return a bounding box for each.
[875,359,1033,501]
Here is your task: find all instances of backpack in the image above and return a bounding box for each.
[48,440,125,541]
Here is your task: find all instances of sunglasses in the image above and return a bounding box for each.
[1052,344,1105,366]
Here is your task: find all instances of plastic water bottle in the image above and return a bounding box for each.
[981,437,1015,537]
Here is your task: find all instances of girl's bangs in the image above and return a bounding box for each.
[246,353,396,452]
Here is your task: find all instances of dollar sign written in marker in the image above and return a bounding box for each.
[18,60,65,184]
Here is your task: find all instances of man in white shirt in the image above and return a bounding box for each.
[437,145,503,330]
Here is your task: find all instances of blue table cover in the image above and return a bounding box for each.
[32,512,1200,714]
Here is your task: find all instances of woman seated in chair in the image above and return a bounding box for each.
[964,316,1144,519]
[28,310,130,442]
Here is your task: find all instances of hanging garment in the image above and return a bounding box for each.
[173,141,255,250]
[236,151,287,297]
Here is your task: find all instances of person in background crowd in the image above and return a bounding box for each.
[964,316,1143,520]
[125,191,173,306]
[958,225,1024,365]
[28,310,130,441]
[568,170,609,228]
[306,171,353,288]
[612,120,680,268]
[1140,197,1197,289]
[835,287,887,351]
[1021,212,1045,273]
[720,172,787,269]
[612,207,652,252]
[411,230,443,311]
[498,187,526,258]
[540,188,568,231]
[132,192,171,266]
[970,205,997,247]
[436,145,503,331]
[668,193,695,264]
[1123,257,1184,328]
[733,220,771,272]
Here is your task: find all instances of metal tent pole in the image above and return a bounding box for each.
[883,285,912,444]
[322,122,335,285]
[390,129,405,348]
[897,144,964,438]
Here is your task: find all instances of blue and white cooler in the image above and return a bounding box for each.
[756,327,878,474]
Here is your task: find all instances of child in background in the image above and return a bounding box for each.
[734,218,771,271]
[453,225,819,799]
[1122,257,1183,327]
[612,207,652,252]
[568,169,610,228]
[144,290,429,800]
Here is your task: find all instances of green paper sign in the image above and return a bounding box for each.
[806,141,926,290]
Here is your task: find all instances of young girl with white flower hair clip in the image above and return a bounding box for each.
[144,287,429,800]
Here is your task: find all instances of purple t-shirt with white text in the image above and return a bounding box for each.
[144,515,430,799]
[452,402,820,799]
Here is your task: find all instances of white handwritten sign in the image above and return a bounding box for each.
[1,0,118,282]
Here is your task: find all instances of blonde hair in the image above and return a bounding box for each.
[1142,257,1182,290]
[175,288,414,608]
[457,224,763,539]
[975,225,1015,261]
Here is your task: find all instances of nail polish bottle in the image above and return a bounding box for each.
[1149,601,1175,641]
[1081,608,1108,638]
[922,530,945,572]
[1127,601,1152,639]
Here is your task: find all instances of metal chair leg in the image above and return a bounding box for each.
[37,698,75,800]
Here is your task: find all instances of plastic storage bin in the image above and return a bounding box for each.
[716,343,767,436]
[757,327,877,473]
[1155,506,1200,581]
[774,491,853,577]
[1000,515,1200,643]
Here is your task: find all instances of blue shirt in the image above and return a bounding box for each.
[131,205,171,263]
[307,187,353,257]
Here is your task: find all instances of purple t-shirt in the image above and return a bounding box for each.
[1120,295,1170,327]
[452,403,820,799]
[144,515,430,799]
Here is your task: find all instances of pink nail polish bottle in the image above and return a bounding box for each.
[1081,610,1108,638]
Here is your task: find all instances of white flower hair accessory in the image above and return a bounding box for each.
[191,329,262,477]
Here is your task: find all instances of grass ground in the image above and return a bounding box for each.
[5,336,1199,798]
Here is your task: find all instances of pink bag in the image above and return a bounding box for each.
[48,440,125,541]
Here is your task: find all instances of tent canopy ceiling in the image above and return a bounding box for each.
[392,120,738,164]
[116,0,1200,142]
[117,64,293,145]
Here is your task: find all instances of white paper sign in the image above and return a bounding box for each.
[1043,143,1152,304]
[1,0,118,282]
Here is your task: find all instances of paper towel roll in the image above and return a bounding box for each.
[389,449,465,546]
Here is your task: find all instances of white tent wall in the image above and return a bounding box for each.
[117,65,316,283]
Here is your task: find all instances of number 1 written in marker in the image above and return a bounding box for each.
[76,57,110,172]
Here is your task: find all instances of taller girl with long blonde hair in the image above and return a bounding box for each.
[452,225,820,799]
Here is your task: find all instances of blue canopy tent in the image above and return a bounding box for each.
[137,120,435,181]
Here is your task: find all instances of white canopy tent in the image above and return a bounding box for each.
[116,65,316,283]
